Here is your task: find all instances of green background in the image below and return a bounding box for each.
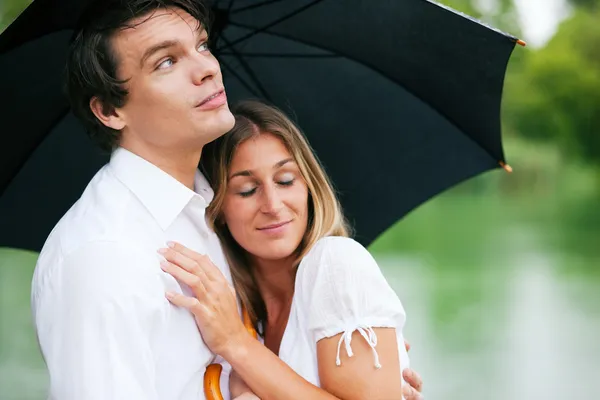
[1,0,599,398]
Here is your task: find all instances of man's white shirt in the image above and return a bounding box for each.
[31,147,232,400]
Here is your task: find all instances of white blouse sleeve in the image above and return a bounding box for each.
[299,237,406,369]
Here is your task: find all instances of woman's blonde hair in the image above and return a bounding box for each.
[200,99,351,333]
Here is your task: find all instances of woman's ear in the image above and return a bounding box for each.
[90,96,126,130]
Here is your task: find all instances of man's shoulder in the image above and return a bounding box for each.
[42,166,142,254]
[33,166,155,286]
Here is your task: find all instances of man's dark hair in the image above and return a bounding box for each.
[65,0,211,152]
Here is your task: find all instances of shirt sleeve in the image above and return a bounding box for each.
[300,237,406,369]
[33,241,167,400]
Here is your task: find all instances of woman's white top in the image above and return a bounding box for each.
[274,236,410,391]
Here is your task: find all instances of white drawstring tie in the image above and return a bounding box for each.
[335,326,381,369]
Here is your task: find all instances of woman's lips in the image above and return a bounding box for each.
[257,220,292,234]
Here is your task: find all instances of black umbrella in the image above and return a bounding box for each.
[0,0,524,252]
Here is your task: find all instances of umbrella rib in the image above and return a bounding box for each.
[220,22,502,164]
[0,106,72,198]
[231,0,287,14]
[221,0,325,49]
[227,0,236,12]
[221,34,272,101]
[219,58,262,99]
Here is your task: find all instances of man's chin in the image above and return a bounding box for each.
[200,109,236,144]
[212,108,236,135]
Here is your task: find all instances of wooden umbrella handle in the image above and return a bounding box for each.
[203,307,258,400]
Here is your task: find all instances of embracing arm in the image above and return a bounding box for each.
[223,334,338,400]
[160,241,422,400]
[303,237,409,399]
[317,328,402,399]
[223,327,402,400]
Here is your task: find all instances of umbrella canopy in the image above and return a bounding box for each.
[0,0,523,252]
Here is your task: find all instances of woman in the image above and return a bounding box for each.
[159,100,419,400]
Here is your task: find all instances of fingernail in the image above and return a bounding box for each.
[167,241,175,248]
[157,248,167,255]
[165,292,174,300]
[160,260,169,270]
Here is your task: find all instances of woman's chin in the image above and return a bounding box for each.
[251,242,299,263]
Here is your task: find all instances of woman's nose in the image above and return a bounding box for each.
[260,186,284,215]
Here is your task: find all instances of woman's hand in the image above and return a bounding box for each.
[401,340,424,399]
[158,242,247,356]
[402,368,423,400]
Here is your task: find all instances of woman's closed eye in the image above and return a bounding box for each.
[236,177,295,198]
[277,178,295,187]
[238,187,257,198]
[277,172,296,187]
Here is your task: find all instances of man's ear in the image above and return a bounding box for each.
[90,96,126,130]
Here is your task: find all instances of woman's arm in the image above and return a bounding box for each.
[159,243,338,400]
[222,334,339,400]
[317,328,402,399]
[299,237,409,399]
[159,242,421,400]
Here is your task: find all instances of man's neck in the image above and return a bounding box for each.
[120,142,202,190]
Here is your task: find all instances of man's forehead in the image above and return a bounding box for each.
[116,8,204,45]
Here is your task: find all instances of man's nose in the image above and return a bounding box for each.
[191,53,220,85]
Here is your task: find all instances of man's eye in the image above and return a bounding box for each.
[198,42,210,52]
[157,58,174,70]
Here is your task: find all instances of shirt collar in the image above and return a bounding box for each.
[108,147,214,231]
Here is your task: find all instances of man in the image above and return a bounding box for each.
[31,0,423,398]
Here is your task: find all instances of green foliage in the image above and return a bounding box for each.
[567,0,600,10]
[506,9,600,165]
[0,0,31,31]
[442,0,600,167]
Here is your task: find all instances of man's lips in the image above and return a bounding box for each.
[196,89,225,107]
[257,220,292,231]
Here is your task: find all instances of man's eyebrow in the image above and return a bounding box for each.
[140,40,179,67]
[229,158,295,180]
[139,27,209,68]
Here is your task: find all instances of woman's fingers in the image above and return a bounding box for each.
[402,383,423,400]
[159,259,207,298]
[160,246,209,279]
[403,368,423,394]
[166,241,223,281]
[165,291,201,311]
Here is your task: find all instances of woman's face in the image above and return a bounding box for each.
[221,133,309,264]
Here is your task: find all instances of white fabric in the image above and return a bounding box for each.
[31,147,234,400]
[276,236,410,390]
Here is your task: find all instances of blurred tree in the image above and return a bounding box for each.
[506,9,600,165]
[0,0,32,31]
[568,0,600,10]
[443,0,600,167]
[442,0,521,35]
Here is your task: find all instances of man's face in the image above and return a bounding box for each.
[109,7,235,151]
